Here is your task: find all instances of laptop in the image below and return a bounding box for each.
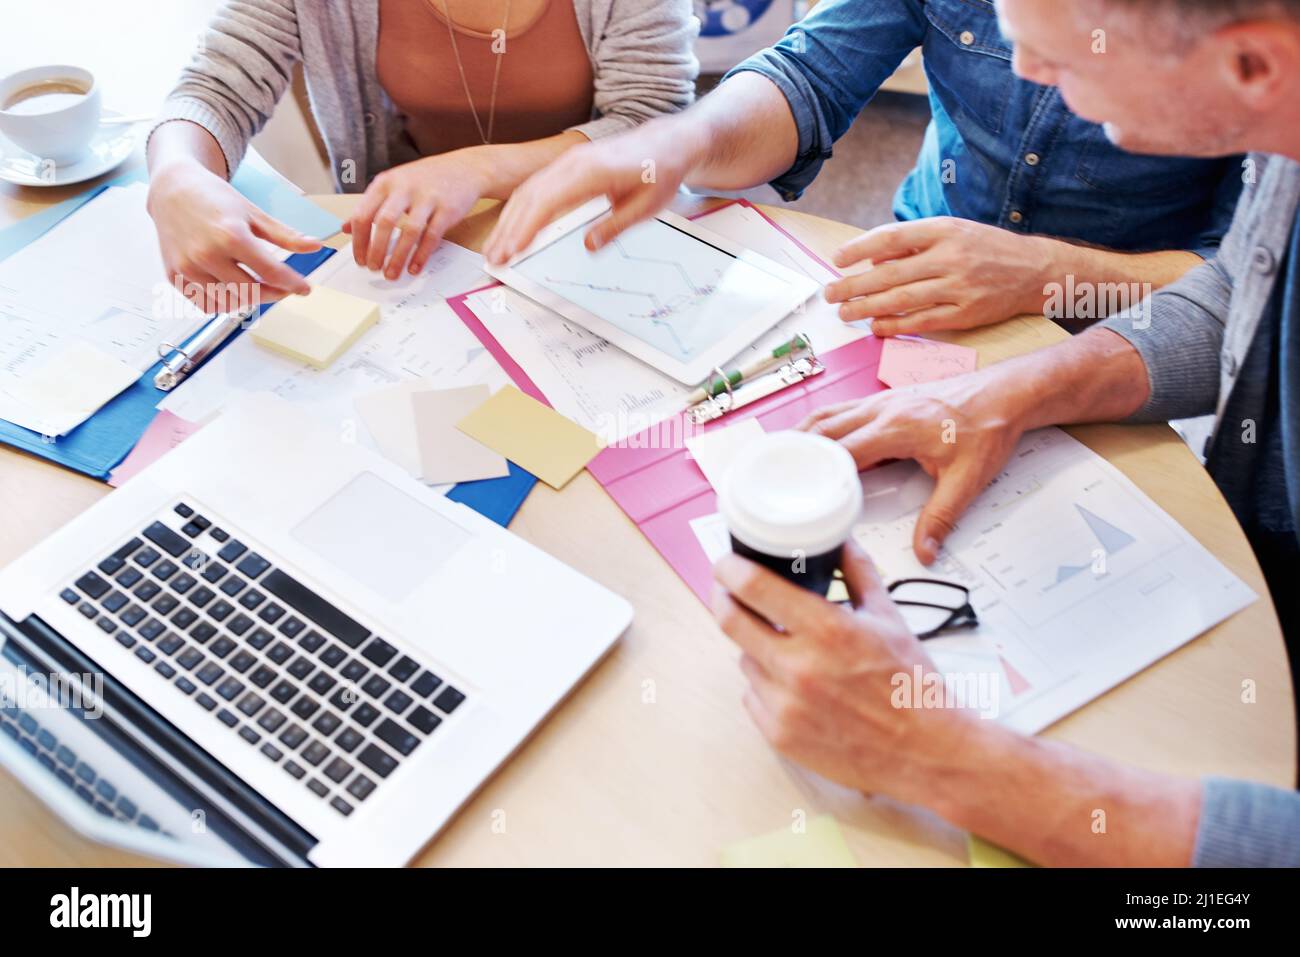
[0,393,632,866]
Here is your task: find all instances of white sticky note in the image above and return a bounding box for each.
[685,418,766,491]
[353,380,428,478]
[411,386,510,485]
[2,340,140,436]
[251,285,379,369]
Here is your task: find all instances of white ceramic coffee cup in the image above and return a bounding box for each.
[0,65,102,165]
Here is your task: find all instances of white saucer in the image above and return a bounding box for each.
[0,111,137,188]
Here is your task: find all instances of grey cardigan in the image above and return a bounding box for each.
[152,0,699,189]
[1100,156,1300,867]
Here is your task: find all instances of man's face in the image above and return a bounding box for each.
[996,0,1250,156]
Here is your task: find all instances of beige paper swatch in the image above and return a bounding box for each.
[720,815,858,868]
[456,385,602,490]
[412,386,510,485]
[353,380,427,478]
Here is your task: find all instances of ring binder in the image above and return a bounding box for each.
[687,334,825,425]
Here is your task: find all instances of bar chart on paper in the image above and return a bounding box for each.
[848,428,1255,732]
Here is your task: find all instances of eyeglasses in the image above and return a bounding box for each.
[887,578,978,640]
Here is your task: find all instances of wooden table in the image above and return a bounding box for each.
[0,180,1293,866]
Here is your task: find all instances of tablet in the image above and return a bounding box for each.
[486,198,821,384]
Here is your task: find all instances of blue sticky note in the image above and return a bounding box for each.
[446,461,538,528]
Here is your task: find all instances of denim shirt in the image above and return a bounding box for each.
[726,0,1242,257]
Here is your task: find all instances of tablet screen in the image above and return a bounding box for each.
[512,214,802,363]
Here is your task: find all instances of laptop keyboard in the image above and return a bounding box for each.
[0,695,168,835]
[60,502,467,820]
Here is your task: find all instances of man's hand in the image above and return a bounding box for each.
[483,118,694,265]
[344,150,490,279]
[712,539,976,802]
[825,218,1056,336]
[147,162,320,314]
[800,373,1027,563]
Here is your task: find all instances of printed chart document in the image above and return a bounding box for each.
[0,183,210,433]
[462,202,866,442]
[159,244,500,484]
[691,428,1256,734]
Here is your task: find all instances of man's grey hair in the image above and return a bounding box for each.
[1101,0,1300,21]
[1089,0,1300,46]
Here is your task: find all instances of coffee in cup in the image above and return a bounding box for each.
[718,430,862,596]
[0,65,102,165]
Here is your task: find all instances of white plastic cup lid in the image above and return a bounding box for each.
[718,430,862,557]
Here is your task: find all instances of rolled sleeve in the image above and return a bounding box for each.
[1193,777,1300,867]
[723,0,925,200]
[1097,259,1230,423]
[1097,161,1260,422]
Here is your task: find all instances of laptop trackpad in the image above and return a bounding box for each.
[292,471,471,604]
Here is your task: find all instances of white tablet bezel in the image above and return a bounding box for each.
[485,198,821,384]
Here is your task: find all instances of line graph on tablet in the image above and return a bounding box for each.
[513,217,799,363]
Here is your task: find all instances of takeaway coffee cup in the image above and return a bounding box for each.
[0,65,102,165]
[718,430,862,596]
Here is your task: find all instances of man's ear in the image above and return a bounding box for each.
[1216,19,1300,113]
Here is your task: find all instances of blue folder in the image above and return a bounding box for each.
[0,173,536,526]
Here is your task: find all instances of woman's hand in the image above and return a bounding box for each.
[147,161,320,314]
[483,118,695,264]
[344,150,491,280]
[824,217,1058,336]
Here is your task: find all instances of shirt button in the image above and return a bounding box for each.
[1223,350,1239,376]
[1025,153,1040,166]
[1251,246,1276,274]
[363,111,377,127]
[960,30,975,45]
[1009,210,1024,224]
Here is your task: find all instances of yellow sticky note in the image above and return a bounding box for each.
[967,834,1033,868]
[251,286,379,369]
[720,815,858,868]
[456,386,602,490]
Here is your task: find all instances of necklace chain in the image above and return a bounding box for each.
[428,0,512,146]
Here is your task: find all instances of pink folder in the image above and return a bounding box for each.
[585,336,885,603]
[449,201,887,603]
